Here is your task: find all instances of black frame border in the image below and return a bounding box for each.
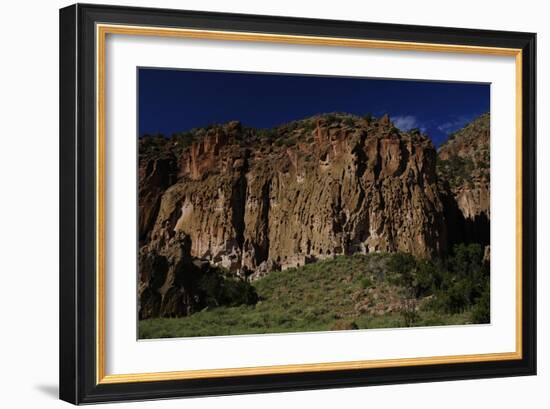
[59,3,536,404]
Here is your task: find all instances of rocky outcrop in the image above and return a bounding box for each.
[437,113,490,246]
[138,149,178,243]
[140,113,447,282]
[138,230,258,319]
[138,231,195,319]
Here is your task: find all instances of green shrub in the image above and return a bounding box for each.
[415,259,440,297]
[324,113,338,123]
[220,278,259,307]
[302,121,315,132]
[257,128,277,141]
[342,117,355,127]
[383,244,489,317]
[387,252,416,288]
[430,243,489,314]
[360,277,373,289]
[436,155,475,188]
[471,284,490,323]
[400,299,419,327]
[197,268,258,308]
[282,137,296,147]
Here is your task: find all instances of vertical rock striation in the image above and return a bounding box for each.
[140,113,448,283]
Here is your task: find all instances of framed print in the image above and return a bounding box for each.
[59,3,536,404]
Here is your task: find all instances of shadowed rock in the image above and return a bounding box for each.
[437,113,490,248]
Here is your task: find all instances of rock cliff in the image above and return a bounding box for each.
[437,113,490,246]
[139,113,448,285]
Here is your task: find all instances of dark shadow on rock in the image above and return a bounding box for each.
[441,186,490,253]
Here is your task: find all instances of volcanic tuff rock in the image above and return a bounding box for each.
[436,113,490,246]
[138,230,258,319]
[139,113,448,283]
[437,113,490,219]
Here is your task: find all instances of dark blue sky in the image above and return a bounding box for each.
[138,68,489,147]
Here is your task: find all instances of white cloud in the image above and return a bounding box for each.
[392,115,418,131]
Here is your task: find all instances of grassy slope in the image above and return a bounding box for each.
[139,254,473,339]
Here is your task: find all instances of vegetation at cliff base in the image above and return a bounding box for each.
[139,244,489,339]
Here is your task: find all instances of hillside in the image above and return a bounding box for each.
[437,113,490,219]
[139,249,489,339]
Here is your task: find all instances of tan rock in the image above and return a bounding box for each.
[140,113,447,277]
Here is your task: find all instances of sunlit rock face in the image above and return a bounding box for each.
[139,113,449,281]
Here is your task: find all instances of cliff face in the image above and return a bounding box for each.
[437,113,490,246]
[138,152,178,243]
[139,113,447,284]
